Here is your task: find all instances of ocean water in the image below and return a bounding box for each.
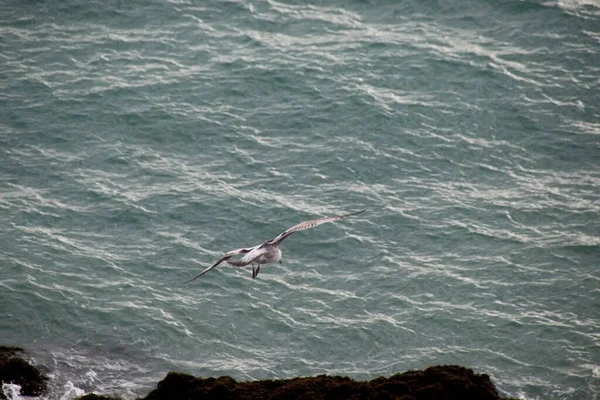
[1,0,599,399]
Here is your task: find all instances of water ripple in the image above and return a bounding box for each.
[1,0,599,399]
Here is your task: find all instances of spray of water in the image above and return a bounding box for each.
[2,384,23,400]
[1,381,87,400]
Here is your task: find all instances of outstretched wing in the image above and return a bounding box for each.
[267,209,366,245]
[182,246,256,284]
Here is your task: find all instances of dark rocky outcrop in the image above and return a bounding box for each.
[0,346,48,399]
[75,395,122,400]
[142,365,511,400]
[1,345,514,400]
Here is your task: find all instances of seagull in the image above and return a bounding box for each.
[183,209,365,283]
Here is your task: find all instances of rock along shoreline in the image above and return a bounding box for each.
[1,345,516,400]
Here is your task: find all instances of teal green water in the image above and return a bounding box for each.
[1,0,599,399]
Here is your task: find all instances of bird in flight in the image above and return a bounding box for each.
[183,210,365,283]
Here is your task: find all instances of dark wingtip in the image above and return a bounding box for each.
[350,209,366,216]
[339,209,366,219]
[182,274,202,284]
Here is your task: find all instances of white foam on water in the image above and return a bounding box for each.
[57,381,86,400]
[2,384,24,400]
[1,381,89,400]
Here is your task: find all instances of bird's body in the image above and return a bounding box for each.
[229,244,282,266]
[183,210,365,283]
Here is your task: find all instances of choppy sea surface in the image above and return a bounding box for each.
[1,0,599,399]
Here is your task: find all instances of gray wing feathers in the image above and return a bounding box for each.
[268,209,365,245]
[182,246,255,283]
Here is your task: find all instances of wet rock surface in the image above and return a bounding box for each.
[0,346,48,399]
